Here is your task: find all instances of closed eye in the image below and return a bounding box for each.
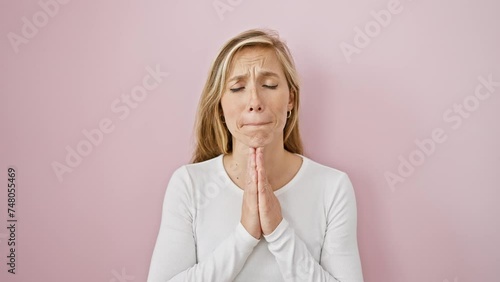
[230,87,245,93]
[263,84,278,89]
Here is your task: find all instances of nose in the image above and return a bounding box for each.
[248,85,263,113]
[249,104,262,112]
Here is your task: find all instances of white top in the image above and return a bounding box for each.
[147,154,364,282]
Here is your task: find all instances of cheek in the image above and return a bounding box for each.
[274,94,290,115]
[221,96,233,116]
[275,97,291,128]
[222,92,248,109]
[221,97,243,128]
[222,101,240,118]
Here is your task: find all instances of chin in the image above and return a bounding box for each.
[243,133,274,148]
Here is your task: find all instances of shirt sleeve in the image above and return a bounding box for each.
[263,173,364,282]
[146,166,261,282]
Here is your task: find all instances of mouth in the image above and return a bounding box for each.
[242,122,272,127]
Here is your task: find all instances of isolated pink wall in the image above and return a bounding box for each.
[1,1,499,281]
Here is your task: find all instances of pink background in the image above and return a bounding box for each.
[1,0,499,281]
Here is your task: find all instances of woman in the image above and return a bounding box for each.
[147,29,364,282]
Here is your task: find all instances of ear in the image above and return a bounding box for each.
[287,90,295,111]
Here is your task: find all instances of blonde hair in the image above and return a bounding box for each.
[191,29,303,163]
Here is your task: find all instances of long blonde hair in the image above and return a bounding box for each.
[191,29,303,163]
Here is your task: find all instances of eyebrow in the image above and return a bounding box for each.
[227,71,280,83]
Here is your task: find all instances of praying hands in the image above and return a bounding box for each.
[240,147,284,240]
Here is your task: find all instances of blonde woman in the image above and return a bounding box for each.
[147,29,364,282]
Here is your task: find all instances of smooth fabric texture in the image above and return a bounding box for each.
[147,154,364,282]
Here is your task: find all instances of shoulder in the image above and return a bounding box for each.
[183,154,223,177]
[300,156,358,214]
[300,155,352,186]
[298,155,356,203]
[164,155,224,200]
[168,154,225,188]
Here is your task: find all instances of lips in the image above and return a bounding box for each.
[241,121,272,127]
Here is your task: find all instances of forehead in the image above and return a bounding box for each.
[228,46,282,74]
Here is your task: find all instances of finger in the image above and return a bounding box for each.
[256,148,269,194]
[245,148,258,206]
[257,164,274,209]
[257,153,271,214]
[255,148,283,235]
[246,147,256,187]
[257,167,268,214]
[250,148,257,187]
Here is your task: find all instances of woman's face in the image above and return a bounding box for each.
[221,46,293,149]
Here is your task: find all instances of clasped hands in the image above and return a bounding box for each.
[241,147,283,240]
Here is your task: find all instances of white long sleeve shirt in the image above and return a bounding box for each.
[147,154,364,282]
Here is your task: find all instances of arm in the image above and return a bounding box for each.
[263,173,364,282]
[146,167,261,282]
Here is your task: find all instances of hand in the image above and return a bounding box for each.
[256,147,283,236]
[240,147,262,239]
